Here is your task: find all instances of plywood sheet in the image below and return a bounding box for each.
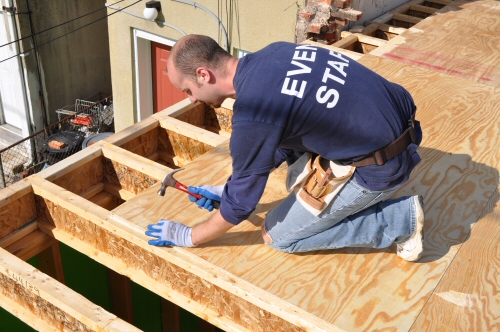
[382,1,500,87]
[411,187,500,331]
[112,54,500,331]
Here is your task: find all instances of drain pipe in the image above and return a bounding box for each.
[105,2,187,37]
[171,0,229,52]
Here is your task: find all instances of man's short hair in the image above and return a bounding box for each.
[172,35,230,82]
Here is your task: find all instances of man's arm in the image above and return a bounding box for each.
[191,210,234,245]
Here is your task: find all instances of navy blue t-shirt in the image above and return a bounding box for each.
[220,42,422,225]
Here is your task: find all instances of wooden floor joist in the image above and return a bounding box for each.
[1,1,500,331]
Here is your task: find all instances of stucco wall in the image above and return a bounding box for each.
[16,0,112,126]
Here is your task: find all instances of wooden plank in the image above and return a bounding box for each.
[0,180,37,239]
[28,173,339,331]
[104,116,159,148]
[157,128,215,165]
[331,34,358,50]
[37,243,66,284]
[411,187,500,331]
[341,32,388,47]
[101,143,172,182]
[107,269,134,324]
[104,182,136,201]
[161,299,180,332]
[410,4,439,14]
[80,182,105,200]
[300,39,364,60]
[155,114,228,147]
[0,221,37,249]
[369,12,393,24]
[382,0,500,87]
[157,98,200,118]
[0,247,141,332]
[118,126,159,159]
[36,144,103,182]
[392,12,423,25]
[4,229,58,261]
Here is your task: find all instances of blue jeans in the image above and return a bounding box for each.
[264,177,416,253]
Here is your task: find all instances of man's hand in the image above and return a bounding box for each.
[145,219,195,247]
[188,184,224,212]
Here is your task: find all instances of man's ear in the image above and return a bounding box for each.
[195,67,211,84]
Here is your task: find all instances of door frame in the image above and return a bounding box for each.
[133,29,176,122]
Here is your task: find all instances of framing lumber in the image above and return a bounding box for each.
[37,243,65,284]
[0,247,140,332]
[340,31,388,47]
[391,12,423,25]
[301,39,364,60]
[4,229,57,261]
[0,180,36,240]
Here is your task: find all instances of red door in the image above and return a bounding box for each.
[151,42,188,113]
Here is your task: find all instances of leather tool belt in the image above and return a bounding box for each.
[349,114,417,167]
[286,153,355,215]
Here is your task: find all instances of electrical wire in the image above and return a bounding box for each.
[0,0,141,64]
[0,0,126,50]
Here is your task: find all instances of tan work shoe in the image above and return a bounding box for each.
[397,195,424,262]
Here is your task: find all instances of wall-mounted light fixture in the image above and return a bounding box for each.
[143,1,161,21]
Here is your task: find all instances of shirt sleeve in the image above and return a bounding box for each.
[274,148,294,168]
[220,120,284,224]
[220,173,269,224]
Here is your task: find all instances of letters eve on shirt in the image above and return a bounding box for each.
[280,44,350,109]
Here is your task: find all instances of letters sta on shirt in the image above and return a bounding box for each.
[280,44,349,109]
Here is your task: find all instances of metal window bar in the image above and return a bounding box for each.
[0,96,112,189]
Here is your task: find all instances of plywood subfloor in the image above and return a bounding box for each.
[381,0,500,87]
[112,52,500,330]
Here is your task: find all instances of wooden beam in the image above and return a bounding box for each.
[332,34,358,49]
[364,21,407,35]
[104,115,159,148]
[341,32,388,47]
[4,229,58,261]
[392,13,423,25]
[159,99,202,118]
[0,180,37,240]
[155,115,228,147]
[300,39,364,60]
[410,4,439,15]
[101,143,172,182]
[37,242,65,284]
[28,175,339,332]
[0,221,37,249]
[0,247,140,332]
[104,182,136,201]
[80,182,105,200]
[369,12,393,24]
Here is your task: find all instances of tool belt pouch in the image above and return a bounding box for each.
[286,153,355,215]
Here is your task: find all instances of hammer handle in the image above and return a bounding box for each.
[175,182,220,209]
[175,182,202,199]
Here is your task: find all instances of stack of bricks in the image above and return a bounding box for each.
[296,0,363,44]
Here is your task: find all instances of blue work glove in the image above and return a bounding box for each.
[145,219,195,247]
[188,184,224,212]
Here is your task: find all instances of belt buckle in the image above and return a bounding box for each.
[373,149,387,166]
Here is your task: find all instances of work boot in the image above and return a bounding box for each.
[397,195,424,262]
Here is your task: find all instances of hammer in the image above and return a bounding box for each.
[158,168,220,209]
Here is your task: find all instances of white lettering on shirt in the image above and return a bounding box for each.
[316,86,339,108]
[281,77,307,98]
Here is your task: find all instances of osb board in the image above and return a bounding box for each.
[112,57,500,330]
[382,1,500,87]
[158,128,213,162]
[411,187,500,331]
[174,102,206,127]
[52,156,104,196]
[0,181,37,239]
[117,126,158,158]
[34,190,305,332]
[0,269,94,332]
[206,106,233,134]
[103,158,157,195]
